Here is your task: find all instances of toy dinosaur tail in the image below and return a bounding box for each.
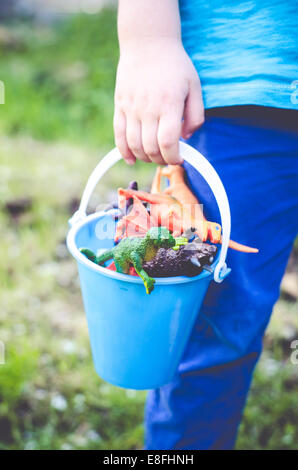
[228,240,259,253]
[80,248,97,262]
[80,247,114,265]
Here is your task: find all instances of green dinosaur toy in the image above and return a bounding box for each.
[80,227,188,294]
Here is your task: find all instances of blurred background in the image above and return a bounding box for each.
[0,0,297,450]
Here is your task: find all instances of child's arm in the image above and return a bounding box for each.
[114,0,204,166]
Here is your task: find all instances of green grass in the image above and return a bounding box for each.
[237,300,298,450]
[0,10,297,450]
[0,136,152,450]
[0,10,118,146]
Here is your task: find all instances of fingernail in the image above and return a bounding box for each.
[126,158,135,166]
[185,133,192,139]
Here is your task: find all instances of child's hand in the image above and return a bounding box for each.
[114,39,204,166]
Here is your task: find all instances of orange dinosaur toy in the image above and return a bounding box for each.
[115,166,258,253]
[153,165,221,243]
[159,165,258,252]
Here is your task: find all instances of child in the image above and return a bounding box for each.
[113,0,298,449]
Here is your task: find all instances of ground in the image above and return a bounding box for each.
[0,9,297,450]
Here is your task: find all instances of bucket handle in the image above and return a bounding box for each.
[69,142,231,283]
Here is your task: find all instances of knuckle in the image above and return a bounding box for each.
[114,93,121,105]
[113,121,124,139]
[147,147,160,158]
[198,113,205,125]
[129,99,143,117]
[162,91,184,111]
[142,109,157,121]
[141,101,159,119]
[128,140,140,153]
[161,91,175,104]
[190,117,204,131]
[115,90,133,110]
[114,90,124,105]
[159,134,175,149]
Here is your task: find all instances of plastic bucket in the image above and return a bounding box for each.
[67,142,231,389]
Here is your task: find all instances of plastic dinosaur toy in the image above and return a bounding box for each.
[80,226,188,294]
[143,240,218,277]
[115,193,157,241]
[107,237,217,277]
[115,165,258,253]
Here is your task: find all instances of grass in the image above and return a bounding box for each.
[0,9,297,450]
[0,10,117,146]
[0,136,151,450]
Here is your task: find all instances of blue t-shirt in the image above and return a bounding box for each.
[179,0,298,109]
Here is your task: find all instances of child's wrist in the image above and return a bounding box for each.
[119,36,182,55]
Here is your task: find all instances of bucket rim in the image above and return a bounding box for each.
[67,211,215,285]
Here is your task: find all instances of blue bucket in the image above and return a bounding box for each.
[67,142,231,390]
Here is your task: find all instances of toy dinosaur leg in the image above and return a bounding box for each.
[96,249,114,265]
[130,251,155,294]
[114,257,130,274]
[115,217,126,241]
[115,195,152,240]
[163,185,176,196]
[151,166,162,194]
[118,188,178,206]
[161,164,184,181]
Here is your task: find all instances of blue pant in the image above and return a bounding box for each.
[145,106,298,450]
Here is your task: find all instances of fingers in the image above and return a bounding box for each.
[115,108,183,165]
[126,115,151,163]
[113,108,136,165]
[141,118,165,165]
[114,107,151,164]
[114,99,186,166]
[181,80,205,139]
[157,108,184,165]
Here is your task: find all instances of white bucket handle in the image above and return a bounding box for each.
[69,142,231,283]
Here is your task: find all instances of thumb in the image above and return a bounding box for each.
[181,80,205,139]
